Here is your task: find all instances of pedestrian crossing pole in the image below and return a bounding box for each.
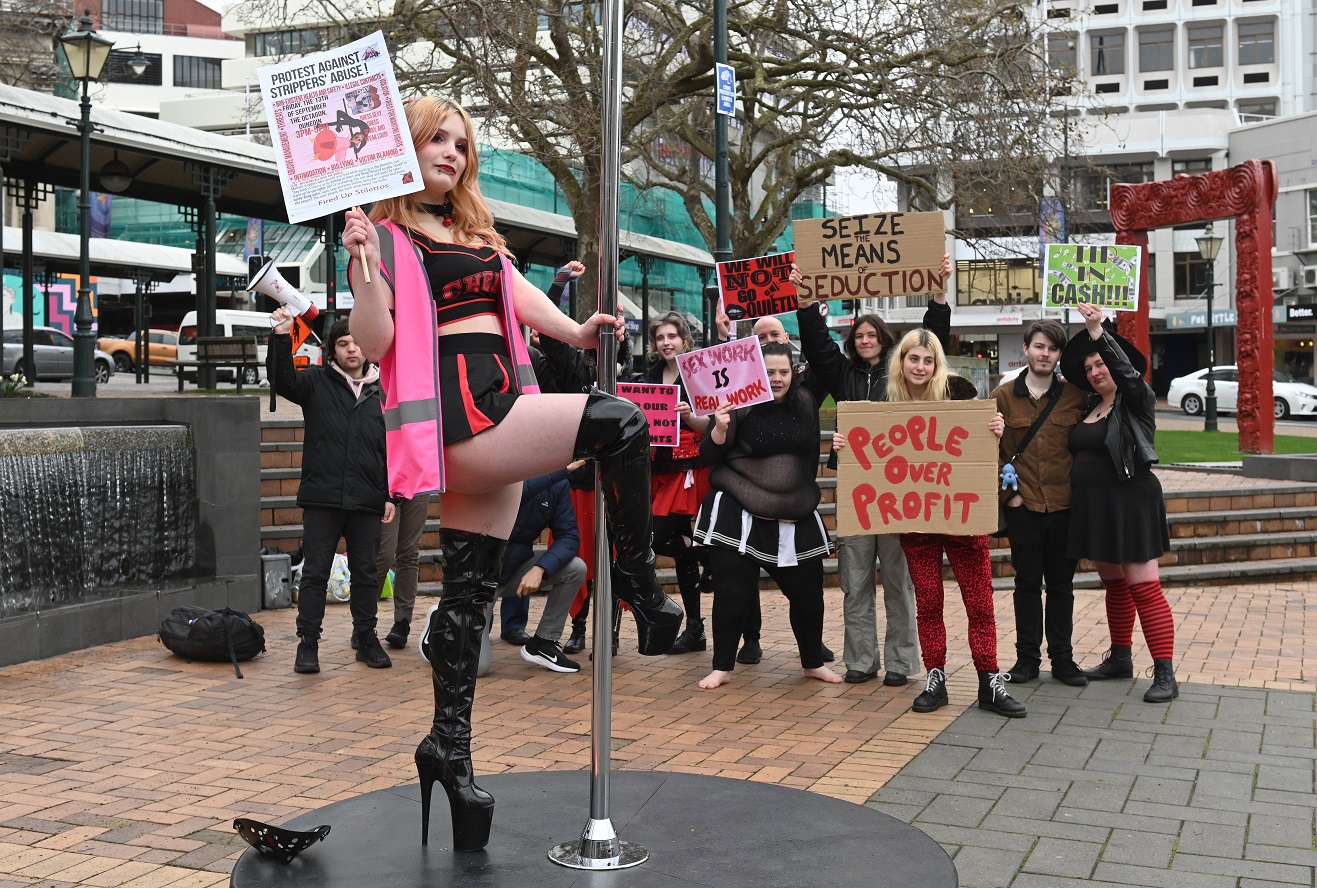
[546,0,648,869]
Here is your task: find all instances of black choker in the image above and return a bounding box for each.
[421,202,454,226]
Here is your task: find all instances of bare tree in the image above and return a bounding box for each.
[231,0,1073,315]
[0,0,75,91]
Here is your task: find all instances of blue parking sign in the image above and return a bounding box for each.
[715,63,735,116]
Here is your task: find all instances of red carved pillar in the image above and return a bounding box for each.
[1233,162,1278,453]
[1108,159,1279,453]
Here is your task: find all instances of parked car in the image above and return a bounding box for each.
[2,326,114,383]
[1167,365,1317,420]
[97,329,179,372]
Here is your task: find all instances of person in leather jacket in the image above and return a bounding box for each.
[1058,302,1177,703]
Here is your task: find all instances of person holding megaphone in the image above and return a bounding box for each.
[269,306,395,676]
[340,95,683,854]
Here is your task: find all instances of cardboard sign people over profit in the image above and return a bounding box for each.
[717,252,798,321]
[836,400,998,536]
[793,211,948,302]
[617,383,680,447]
[676,338,773,417]
[1043,244,1142,312]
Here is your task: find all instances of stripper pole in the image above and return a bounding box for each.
[548,0,647,869]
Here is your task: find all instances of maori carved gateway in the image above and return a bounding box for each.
[1109,159,1278,453]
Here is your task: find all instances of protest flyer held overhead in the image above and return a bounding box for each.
[1044,244,1142,312]
[676,338,773,417]
[617,383,680,447]
[836,400,998,537]
[257,31,423,223]
[793,211,948,302]
[717,252,797,321]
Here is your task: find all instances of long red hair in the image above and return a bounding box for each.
[369,96,509,255]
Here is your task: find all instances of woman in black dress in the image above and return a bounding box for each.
[692,342,844,690]
[1059,302,1177,703]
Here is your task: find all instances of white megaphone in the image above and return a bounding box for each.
[248,260,320,321]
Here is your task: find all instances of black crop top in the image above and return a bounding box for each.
[409,229,503,327]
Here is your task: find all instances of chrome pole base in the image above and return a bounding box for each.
[548,818,648,870]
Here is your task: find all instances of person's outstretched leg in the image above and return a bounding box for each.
[572,391,683,654]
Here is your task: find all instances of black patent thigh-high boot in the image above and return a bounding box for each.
[574,390,683,655]
[415,529,504,851]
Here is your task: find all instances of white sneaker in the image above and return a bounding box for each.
[520,636,580,673]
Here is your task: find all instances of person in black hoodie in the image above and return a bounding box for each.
[271,308,393,675]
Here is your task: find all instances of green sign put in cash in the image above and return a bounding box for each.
[1043,244,1142,312]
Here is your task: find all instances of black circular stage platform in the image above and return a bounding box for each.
[231,770,957,887]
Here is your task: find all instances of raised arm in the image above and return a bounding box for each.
[510,266,622,350]
[343,207,395,362]
[921,252,954,354]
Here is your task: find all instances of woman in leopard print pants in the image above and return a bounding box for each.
[886,328,1026,720]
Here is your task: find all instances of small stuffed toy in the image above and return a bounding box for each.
[1000,462,1019,492]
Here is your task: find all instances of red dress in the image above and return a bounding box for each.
[651,426,711,517]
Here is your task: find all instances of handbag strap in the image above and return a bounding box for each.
[1008,381,1062,463]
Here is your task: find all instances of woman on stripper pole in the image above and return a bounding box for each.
[1058,302,1177,703]
[888,329,1027,719]
[342,96,683,853]
[692,342,844,690]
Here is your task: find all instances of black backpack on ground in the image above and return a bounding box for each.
[158,606,266,678]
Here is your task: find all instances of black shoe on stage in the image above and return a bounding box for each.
[821,643,836,663]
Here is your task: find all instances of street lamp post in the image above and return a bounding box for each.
[59,8,114,398]
[1195,221,1224,433]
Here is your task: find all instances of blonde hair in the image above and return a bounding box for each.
[886,328,950,402]
[369,96,509,255]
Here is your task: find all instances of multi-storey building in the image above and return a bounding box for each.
[885,0,1316,392]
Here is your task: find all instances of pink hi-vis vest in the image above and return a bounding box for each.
[371,219,541,498]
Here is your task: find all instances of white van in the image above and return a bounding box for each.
[177,309,322,385]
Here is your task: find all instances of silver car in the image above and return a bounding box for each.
[2,326,115,383]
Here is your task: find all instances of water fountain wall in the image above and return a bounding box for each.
[0,397,260,666]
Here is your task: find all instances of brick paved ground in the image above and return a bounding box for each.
[1,574,1314,887]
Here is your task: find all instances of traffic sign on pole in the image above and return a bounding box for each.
[715,63,735,116]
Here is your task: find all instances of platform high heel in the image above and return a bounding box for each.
[416,734,495,850]
[574,390,683,655]
[416,528,503,850]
